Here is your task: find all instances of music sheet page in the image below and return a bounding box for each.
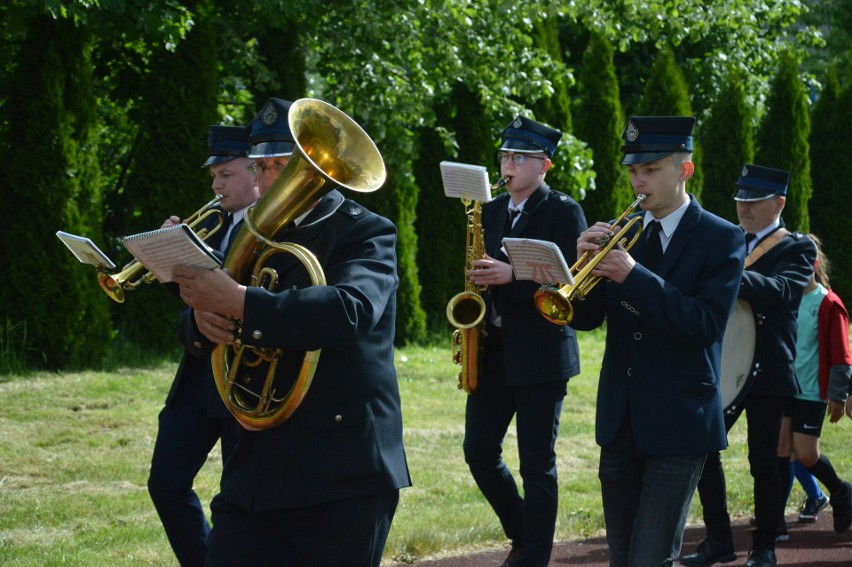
[501,238,573,285]
[56,231,117,270]
[122,224,221,283]
[439,161,492,202]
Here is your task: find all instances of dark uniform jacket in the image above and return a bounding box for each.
[739,222,816,398]
[571,196,744,456]
[201,189,411,511]
[482,182,588,386]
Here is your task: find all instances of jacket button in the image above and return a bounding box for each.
[335,415,343,422]
[633,332,642,341]
[192,341,202,349]
[252,330,263,340]
[627,368,633,376]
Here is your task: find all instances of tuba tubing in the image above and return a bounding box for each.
[211,98,386,430]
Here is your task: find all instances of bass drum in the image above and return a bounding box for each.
[720,300,758,415]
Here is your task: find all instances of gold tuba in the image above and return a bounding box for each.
[211,98,386,430]
[445,177,506,393]
[97,196,225,303]
[533,194,646,325]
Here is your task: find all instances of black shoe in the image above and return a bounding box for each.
[745,548,777,567]
[775,523,789,542]
[500,543,523,567]
[831,480,852,533]
[680,538,737,567]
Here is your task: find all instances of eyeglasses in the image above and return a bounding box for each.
[497,152,546,165]
[246,161,289,175]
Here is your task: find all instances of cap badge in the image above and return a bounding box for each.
[348,206,362,216]
[513,117,523,129]
[624,120,639,142]
[741,165,749,177]
[262,104,278,126]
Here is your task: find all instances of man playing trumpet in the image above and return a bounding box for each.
[568,116,745,567]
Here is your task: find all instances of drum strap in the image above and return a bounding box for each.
[744,228,789,268]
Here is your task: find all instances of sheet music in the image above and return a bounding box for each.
[501,238,573,285]
[56,231,117,270]
[439,161,492,203]
[122,224,221,283]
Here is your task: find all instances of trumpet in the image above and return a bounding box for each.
[97,195,225,303]
[533,194,646,325]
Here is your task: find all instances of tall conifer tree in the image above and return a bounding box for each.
[755,49,812,232]
[701,71,754,224]
[0,17,110,369]
[114,3,219,352]
[575,31,629,222]
[809,69,852,300]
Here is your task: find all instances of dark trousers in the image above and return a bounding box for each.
[148,383,239,567]
[696,393,789,550]
[599,414,706,567]
[205,490,400,567]
[463,332,567,567]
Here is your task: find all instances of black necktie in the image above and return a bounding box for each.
[745,232,756,253]
[644,220,663,272]
[224,218,242,252]
[504,208,520,236]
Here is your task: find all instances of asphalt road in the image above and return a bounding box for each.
[406,512,852,566]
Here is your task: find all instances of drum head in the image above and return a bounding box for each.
[720,300,756,414]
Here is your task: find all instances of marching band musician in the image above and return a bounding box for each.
[148,125,258,566]
[682,165,818,567]
[464,116,588,567]
[172,98,411,566]
[569,116,745,567]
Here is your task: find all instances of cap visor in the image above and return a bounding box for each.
[202,155,238,168]
[733,188,777,202]
[247,141,296,159]
[620,151,673,165]
[499,139,546,154]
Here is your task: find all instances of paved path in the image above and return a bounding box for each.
[407,512,851,566]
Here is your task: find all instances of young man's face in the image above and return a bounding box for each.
[625,155,691,218]
[253,156,291,195]
[498,151,551,195]
[210,157,260,213]
[736,195,785,234]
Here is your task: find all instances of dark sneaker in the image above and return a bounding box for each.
[680,538,737,566]
[799,494,829,523]
[831,480,852,533]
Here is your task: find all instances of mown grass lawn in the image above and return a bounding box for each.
[0,331,848,565]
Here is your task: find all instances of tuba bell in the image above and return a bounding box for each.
[211,98,386,430]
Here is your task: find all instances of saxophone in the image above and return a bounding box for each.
[445,177,507,393]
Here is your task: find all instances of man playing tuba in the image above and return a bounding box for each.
[173,97,411,567]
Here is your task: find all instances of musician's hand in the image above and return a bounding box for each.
[174,265,246,320]
[194,309,236,344]
[828,399,845,423]
[469,254,513,286]
[589,245,636,284]
[577,222,622,269]
[160,215,182,229]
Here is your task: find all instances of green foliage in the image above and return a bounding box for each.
[809,69,852,303]
[701,71,754,224]
[113,3,219,352]
[0,16,111,369]
[756,50,813,233]
[574,31,630,222]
